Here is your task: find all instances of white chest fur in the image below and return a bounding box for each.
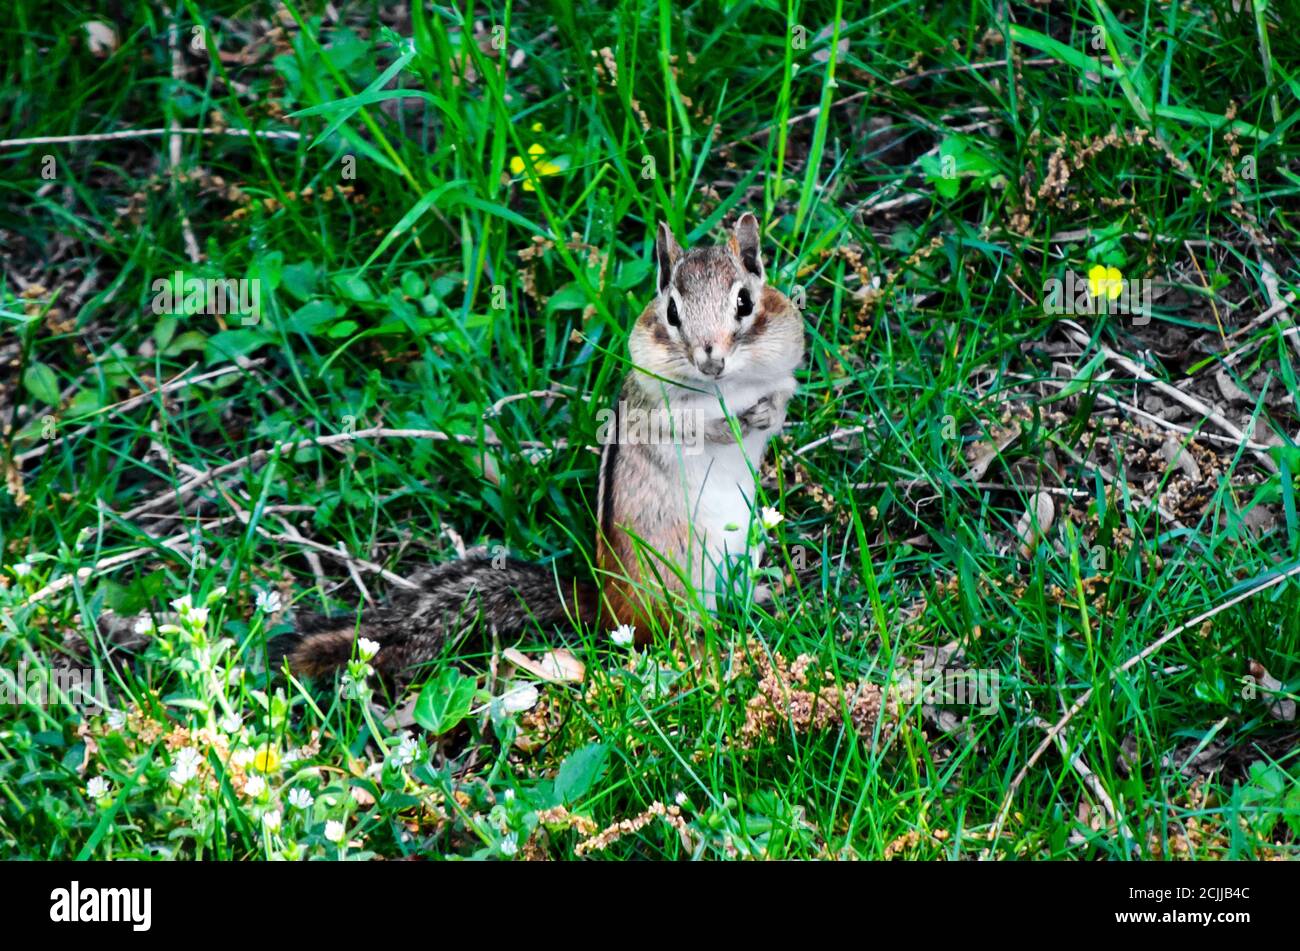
[655,373,794,601]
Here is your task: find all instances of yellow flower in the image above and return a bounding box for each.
[1087,264,1123,301]
[252,748,280,773]
[511,142,563,192]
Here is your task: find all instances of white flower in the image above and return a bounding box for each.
[11,562,32,577]
[760,506,784,529]
[255,589,283,614]
[611,624,636,647]
[500,833,518,856]
[356,637,381,662]
[262,809,282,833]
[170,594,209,627]
[219,713,242,735]
[169,747,202,786]
[243,775,267,798]
[324,820,345,844]
[288,787,314,810]
[504,789,515,801]
[133,616,154,636]
[86,776,110,799]
[389,732,418,769]
[364,761,384,780]
[231,747,256,768]
[105,709,127,731]
[675,791,688,807]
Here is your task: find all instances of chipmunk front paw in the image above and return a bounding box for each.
[739,395,776,431]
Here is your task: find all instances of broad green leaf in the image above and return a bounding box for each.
[546,283,590,313]
[287,299,340,335]
[554,743,609,804]
[205,329,272,365]
[256,251,284,291]
[332,272,373,302]
[281,261,320,302]
[412,668,477,734]
[163,330,207,357]
[400,271,426,298]
[153,314,178,352]
[22,363,60,405]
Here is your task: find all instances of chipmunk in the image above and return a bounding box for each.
[285,212,804,683]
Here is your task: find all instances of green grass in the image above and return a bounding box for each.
[2,0,1299,860]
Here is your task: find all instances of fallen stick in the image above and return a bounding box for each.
[0,127,302,149]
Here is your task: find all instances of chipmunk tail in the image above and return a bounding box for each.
[277,555,599,684]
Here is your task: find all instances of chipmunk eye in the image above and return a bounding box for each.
[666,297,680,327]
[735,287,753,320]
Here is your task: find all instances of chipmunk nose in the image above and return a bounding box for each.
[696,343,726,377]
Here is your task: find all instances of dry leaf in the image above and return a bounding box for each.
[475,452,501,486]
[1214,368,1250,405]
[539,649,585,682]
[382,696,420,731]
[1160,435,1201,482]
[1247,659,1296,722]
[964,421,1021,481]
[1014,491,1055,556]
[75,721,99,775]
[1241,504,1278,537]
[502,647,585,684]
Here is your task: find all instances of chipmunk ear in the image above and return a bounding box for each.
[655,222,682,293]
[732,212,764,280]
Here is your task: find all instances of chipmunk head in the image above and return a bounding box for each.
[632,212,803,387]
